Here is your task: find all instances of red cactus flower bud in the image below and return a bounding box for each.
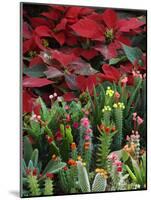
[46,173,54,179]
[63,166,68,171]
[33,168,37,176]
[66,125,70,129]
[26,169,31,175]
[111,126,116,132]
[47,136,53,144]
[117,166,122,172]
[105,127,110,134]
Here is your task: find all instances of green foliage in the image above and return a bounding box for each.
[92,173,107,192]
[44,178,53,195]
[59,170,70,193]
[121,43,143,64]
[27,175,41,196]
[22,79,146,196]
[125,153,146,187]
[77,161,91,192]
[24,64,47,77]
[42,159,66,177]
[23,136,33,164]
[109,56,127,65]
[96,127,116,168]
[31,149,39,167]
[65,126,73,144]
[124,77,142,117]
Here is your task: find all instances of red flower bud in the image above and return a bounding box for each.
[105,127,110,134]
[46,173,54,179]
[26,169,31,175]
[47,136,53,144]
[33,168,37,176]
[117,167,122,172]
[63,166,68,171]
[66,125,70,129]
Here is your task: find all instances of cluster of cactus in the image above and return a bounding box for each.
[22,78,146,196]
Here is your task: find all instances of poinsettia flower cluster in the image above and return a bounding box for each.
[22,5,146,113]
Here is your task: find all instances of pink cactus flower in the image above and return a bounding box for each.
[121,77,128,84]
[55,131,63,141]
[65,105,70,110]
[126,135,130,141]
[133,112,137,121]
[137,116,144,125]
[66,114,71,122]
[117,166,122,172]
[86,128,92,134]
[81,117,90,128]
[84,135,90,140]
[73,122,79,129]
[114,160,122,167]
[107,152,118,162]
[114,91,120,99]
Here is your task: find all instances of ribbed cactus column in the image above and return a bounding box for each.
[113,102,125,150]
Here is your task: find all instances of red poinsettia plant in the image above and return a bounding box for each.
[22,5,146,113]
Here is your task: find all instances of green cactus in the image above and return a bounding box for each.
[77,161,91,192]
[113,102,125,150]
[65,126,73,144]
[96,129,116,169]
[92,173,107,192]
[27,175,41,196]
[114,109,123,149]
[44,178,53,195]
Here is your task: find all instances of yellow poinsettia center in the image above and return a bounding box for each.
[105,28,114,43]
[28,50,37,58]
[42,38,49,47]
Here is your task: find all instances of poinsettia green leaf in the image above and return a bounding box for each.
[24,64,47,77]
[121,43,143,64]
[109,56,127,65]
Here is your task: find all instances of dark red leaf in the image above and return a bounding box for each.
[80,8,95,16]
[34,35,48,51]
[76,75,98,94]
[30,17,51,28]
[102,9,117,29]
[29,56,44,67]
[95,42,117,59]
[23,90,41,114]
[65,7,82,18]
[98,64,121,82]
[23,39,34,54]
[55,18,67,31]
[118,18,145,32]
[116,35,131,46]
[23,22,32,39]
[23,77,54,88]
[51,31,65,46]
[71,18,104,41]
[80,49,98,60]
[35,25,51,37]
[87,12,103,23]
[63,92,76,102]
[102,64,121,79]
[41,9,62,20]
[51,50,77,66]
